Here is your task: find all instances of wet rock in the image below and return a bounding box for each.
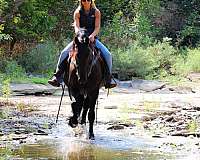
[118,81,132,88]
[107,125,125,130]
[183,106,193,110]
[15,128,29,134]
[114,139,122,141]
[34,129,49,135]
[168,86,193,94]
[175,121,184,126]
[14,124,25,129]
[171,131,200,137]
[119,123,134,127]
[143,124,149,129]
[131,79,166,92]
[152,134,165,138]
[194,106,200,111]
[19,140,26,144]
[12,134,28,140]
[165,116,174,122]
[187,72,200,82]
[142,114,157,121]
[104,106,118,109]
[8,83,59,96]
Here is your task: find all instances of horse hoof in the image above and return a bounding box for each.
[68,117,78,128]
[80,120,86,125]
[89,134,95,140]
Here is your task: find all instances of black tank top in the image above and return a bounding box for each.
[79,7,96,35]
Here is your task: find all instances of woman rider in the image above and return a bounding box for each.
[48,0,116,89]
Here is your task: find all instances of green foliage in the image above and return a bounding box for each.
[4,60,26,79]
[17,0,58,40]
[187,119,198,132]
[0,25,12,41]
[0,145,13,160]
[146,38,177,78]
[184,48,200,72]
[2,78,11,99]
[98,0,135,24]
[101,11,136,48]
[1,0,75,43]
[0,0,10,41]
[134,0,161,40]
[0,0,7,15]
[113,43,156,78]
[16,40,59,75]
[173,48,200,76]
[0,0,200,81]
[28,77,48,85]
[113,38,178,79]
[180,11,200,46]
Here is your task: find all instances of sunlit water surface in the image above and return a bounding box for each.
[11,122,198,160]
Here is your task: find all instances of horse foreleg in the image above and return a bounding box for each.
[69,94,84,128]
[88,104,95,140]
[87,89,99,140]
[80,97,89,124]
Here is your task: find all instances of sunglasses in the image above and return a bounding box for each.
[82,0,91,2]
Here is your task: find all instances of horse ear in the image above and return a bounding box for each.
[75,37,79,44]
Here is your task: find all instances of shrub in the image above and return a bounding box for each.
[185,48,200,72]
[2,78,11,99]
[146,38,177,78]
[4,60,26,79]
[172,48,200,77]
[113,42,157,79]
[16,40,59,75]
[113,38,178,79]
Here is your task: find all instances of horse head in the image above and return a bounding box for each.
[74,28,93,86]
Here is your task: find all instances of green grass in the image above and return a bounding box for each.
[1,74,48,85]
[27,77,48,85]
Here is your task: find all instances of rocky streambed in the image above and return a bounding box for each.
[0,79,200,159]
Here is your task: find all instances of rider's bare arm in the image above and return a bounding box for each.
[90,9,101,37]
[74,9,80,34]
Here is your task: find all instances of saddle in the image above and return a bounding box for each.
[68,42,109,81]
[89,43,110,81]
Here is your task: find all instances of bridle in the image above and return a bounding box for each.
[70,37,100,86]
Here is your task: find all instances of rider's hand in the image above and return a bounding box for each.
[89,35,95,43]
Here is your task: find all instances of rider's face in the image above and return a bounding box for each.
[82,0,91,3]
[81,0,91,7]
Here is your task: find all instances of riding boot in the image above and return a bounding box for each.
[105,75,117,89]
[48,69,64,87]
[48,59,68,87]
[104,64,117,89]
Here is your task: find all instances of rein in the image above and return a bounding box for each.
[69,41,101,83]
[87,43,101,77]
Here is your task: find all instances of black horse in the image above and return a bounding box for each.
[64,28,104,140]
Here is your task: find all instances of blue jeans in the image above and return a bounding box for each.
[56,39,112,73]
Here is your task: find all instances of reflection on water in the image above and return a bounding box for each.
[14,138,175,160]
[3,123,195,159]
